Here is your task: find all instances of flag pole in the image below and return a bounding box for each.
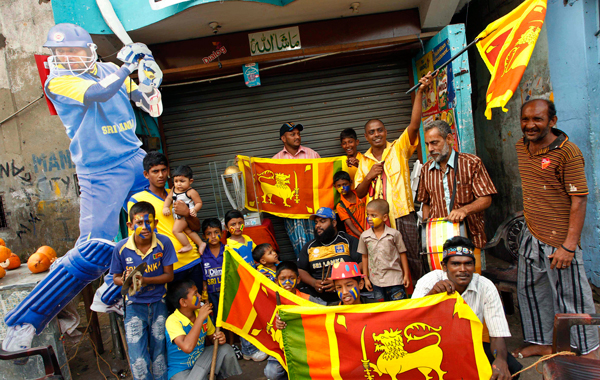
[209,326,220,380]
[406,36,485,94]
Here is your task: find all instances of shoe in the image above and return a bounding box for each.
[243,351,268,362]
[1,323,35,351]
[232,344,243,360]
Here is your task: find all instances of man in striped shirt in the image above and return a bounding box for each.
[417,120,497,273]
[273,122,321,257]
[513,99,598,359]
[413,236,521,380]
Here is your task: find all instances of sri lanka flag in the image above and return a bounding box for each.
[237,155,348,218]
[279,293,492,379]
[216,248,317,369]
[476,0,547,119]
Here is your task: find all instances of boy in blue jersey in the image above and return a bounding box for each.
[165,280,242,380]
[111,201,177,380]
[3,23,166,350]
[200,218,225,325]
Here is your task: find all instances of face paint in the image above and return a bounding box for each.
[143,214,154,232]
[192,294,200,307]
[368,216,383,227]
[336,185,350,195]
[240,224,244,232]
[229,226,235,234]
[279,278,296,289]
[349,287,359,300]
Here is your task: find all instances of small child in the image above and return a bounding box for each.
[165,279,242,380]
[224,210,256,268]
[224,210,266,362]
[339,128,363,181]
[253,243,279,282]
[358,199,410,302]
[265,261,325,380]
[200,218,225,324]
[111,201,177,380]
[334,170,367,239]
[163,165,204,254]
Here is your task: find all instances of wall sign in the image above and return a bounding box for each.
[203,42,227,64]
[243,63,261,87]
[248,26,301,56]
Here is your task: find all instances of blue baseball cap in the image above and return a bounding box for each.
[309,207,335,220]
[279,122,304,137]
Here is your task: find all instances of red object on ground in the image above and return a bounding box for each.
[221,218,280,253]
[34,54,57,116]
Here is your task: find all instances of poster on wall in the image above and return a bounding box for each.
[416,38,459,151]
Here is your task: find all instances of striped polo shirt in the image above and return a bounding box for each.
[417,152,497,248]
[516,128,588,248]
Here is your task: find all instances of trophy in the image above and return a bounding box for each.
[221,165,245,211]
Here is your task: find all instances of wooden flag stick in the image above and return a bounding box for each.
[406,36,484,94]
[209,326,221,380]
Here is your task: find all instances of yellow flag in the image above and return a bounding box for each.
[476,0,547,119]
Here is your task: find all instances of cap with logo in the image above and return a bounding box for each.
[279,122,304,137]
[309,207,335,220]
[329,262,365,280]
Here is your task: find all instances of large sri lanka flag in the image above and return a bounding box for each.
[237,155,348,218]
[279,293,492,379]
[216,247,318,369]
[476,0,547,119]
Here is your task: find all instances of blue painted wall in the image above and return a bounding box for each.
[546,0,600,285]
[411,24,476,160]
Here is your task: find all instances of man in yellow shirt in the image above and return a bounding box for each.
[355,72,434,282]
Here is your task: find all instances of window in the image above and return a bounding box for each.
[0,195,8,229]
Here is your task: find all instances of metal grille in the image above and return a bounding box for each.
[161,59,416,259]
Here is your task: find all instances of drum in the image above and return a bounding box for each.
[421,218,482,274]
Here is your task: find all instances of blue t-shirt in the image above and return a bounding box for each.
[165,308,215,379]
[110,233,178,303]
[201,244,224,294]
[45,62,142,174]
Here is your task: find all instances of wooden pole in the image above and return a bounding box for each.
[209,326,221,380]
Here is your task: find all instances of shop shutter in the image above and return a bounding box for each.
[161,59,416,260]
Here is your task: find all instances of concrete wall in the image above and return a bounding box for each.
[0,0,79,259]
[545,0,600,285]
[456,0,553,259]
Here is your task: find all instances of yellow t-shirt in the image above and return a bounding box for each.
[348,151,364,182]
[354,129,418,228]
[128,189,200,272]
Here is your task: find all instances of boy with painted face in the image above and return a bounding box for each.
[334,171,368,239]
[110,201,178,380]
[358,199,410,302]
[200,218,225,324]
[253,243,280,282]
[165,279,242,380]
[224,209,256,268]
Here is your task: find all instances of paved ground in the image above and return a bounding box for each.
[62,295,596,380]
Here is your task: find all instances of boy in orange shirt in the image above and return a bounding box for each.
[334,171,367,239]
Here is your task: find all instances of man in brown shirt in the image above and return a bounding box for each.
[417,120,497,273]
[513,99,598,359]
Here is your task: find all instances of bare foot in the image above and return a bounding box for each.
[512,343,552,358]
[178,245,193,253]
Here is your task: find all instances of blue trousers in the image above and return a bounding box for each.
[264,356,288,380]
[124,299,168,380]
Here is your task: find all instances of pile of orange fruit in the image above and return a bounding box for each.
[0,239,57,279]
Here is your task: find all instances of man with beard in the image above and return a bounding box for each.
[512,99,599,359]
[417,120,496,273]
[273,122,321,257]
[297,207,361,303]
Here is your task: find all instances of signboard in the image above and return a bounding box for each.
[34,55,57,116]
[149,0,193,10]
[415,38,459,151]
[243,63,261,87]
[249,26,301,56]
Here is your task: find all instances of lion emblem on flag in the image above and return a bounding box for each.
[361,323,446,380]
[257,170,298,207]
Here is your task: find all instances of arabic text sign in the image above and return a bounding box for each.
[249,26,301,56]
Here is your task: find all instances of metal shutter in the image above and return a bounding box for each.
[161,59,415,260]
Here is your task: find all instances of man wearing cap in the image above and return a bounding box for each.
[273,122,321,256]
[297,207,361,303]
[413,236,522,380]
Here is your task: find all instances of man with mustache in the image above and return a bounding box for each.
[354,72,434,282]
[512,99,599,359]
[273,122,321,257]
[297,207,361,303]
[417,120,497,272]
